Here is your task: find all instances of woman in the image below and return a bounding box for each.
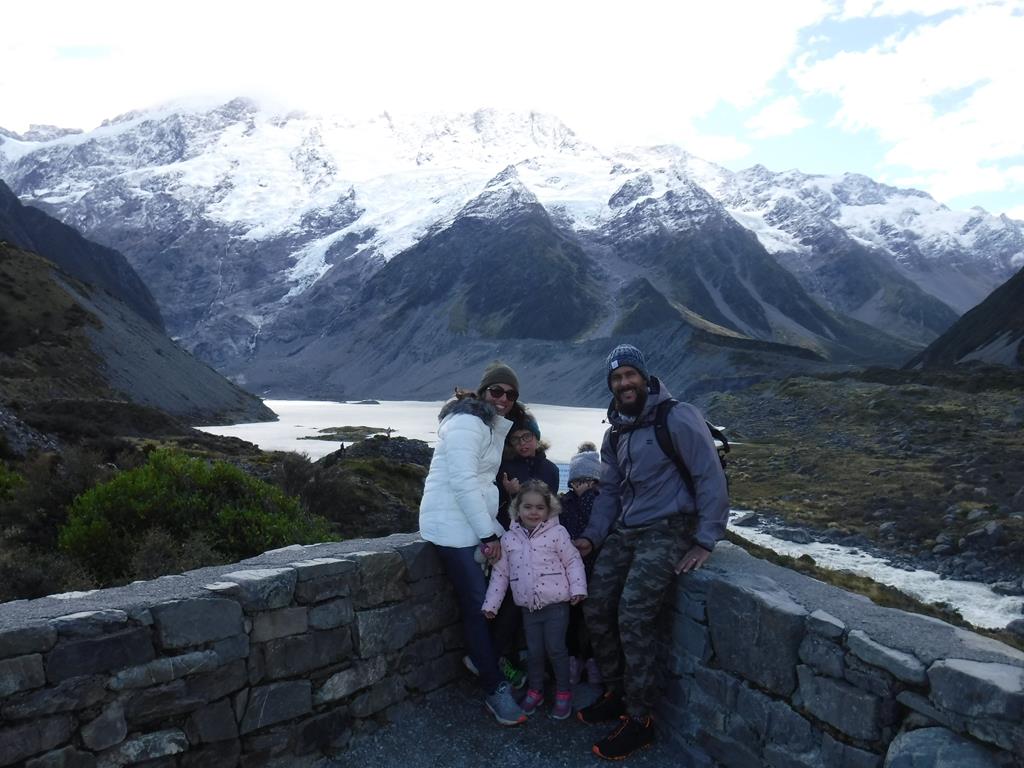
[418,361,527,726]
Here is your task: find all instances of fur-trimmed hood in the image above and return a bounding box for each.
[438,396,497,425]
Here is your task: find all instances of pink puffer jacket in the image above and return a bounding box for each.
[482,518,588,613]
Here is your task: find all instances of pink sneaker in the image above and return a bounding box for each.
[552,690,573,720]
[522,689,545,715]
[569,656,582,685]
[585,658,602,685]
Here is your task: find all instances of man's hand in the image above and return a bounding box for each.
[573,538,593,558]
[675,544,711,574]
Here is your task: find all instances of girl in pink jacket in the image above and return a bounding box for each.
[483,479,587,719]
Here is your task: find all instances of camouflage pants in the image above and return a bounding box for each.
[583,517,693,717]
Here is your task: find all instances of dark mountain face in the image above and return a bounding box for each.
[0,242,273,424]
[907,266,1024,369]
[0,179,164,329]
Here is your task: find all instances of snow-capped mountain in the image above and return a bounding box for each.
[2,98,1020,401]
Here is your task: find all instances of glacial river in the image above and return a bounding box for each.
[198,399,1023,630]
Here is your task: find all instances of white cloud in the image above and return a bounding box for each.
[791,1,1024,201]
[0,0,831,150]
[746,96,811,138]
[840,0,997,18]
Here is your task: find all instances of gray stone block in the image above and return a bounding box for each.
[239,681,312,734]
[398,634,445,668]
[50,610,127,638]
[673,613,712,662]
[315,656,388,704]
[765,698,818,753]
[799,634,845,678]
[180,739,240,768]
[124,679,206,726]
[928,658,1024,721]
[845,654,897,698]
[821,733,882,768]
[349,676,406,718]
[95,729,188,768]
[185,659,248,702]
[289,557,356,581]
[109,649,220,690]
[403,650,463,692]
[81,702,127,752]
[708,576,807,696]
[895,691,955,728]
[963,717,1024,755]
[394,539,443,581]
[150,598,244,649]
[0,624,57,660]
[293,708,351,755]
[349,550,411,608]
[308,598,354,630]
[293,570,359,604]
[45,628,155,683]
[694,666,740,708]
[208,568,298,611]
[683,598,707,623]
[847,630,927,684]
[412,591,459,636]
[797,665,882,742]
[883,727,1001,767]
[354,604,417,658]
[0,653,45,697]
[735,683,772,738]
[212,633,250,664]
[261,627,353,679]
[1,674,106,719]
[0,715,75,767]
[808,609,846,639]
[698,727,762,768]
[25,746,96,768]
[440,624,463,651]
[185,698,239,744]
[251,607,308,643]
[762,745,822,768]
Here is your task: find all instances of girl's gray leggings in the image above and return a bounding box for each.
[522,602,570,693]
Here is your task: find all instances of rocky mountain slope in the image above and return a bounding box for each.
[3,100,1021,400]
[906,265,1024,369]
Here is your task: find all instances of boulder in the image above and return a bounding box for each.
[883,727,1000,767]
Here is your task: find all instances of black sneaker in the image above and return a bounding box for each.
[592,715,655,760]
[575,691,625,725]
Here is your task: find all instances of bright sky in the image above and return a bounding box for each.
[1,0,1022,217]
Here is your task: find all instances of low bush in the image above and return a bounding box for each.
[59,448,333,583]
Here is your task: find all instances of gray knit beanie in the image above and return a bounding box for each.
[568,442,601,482]
[479,361,520,391]
[605,344,648,390]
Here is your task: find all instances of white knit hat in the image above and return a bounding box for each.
[568,442,601,482]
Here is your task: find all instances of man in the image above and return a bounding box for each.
[573,344,729,760]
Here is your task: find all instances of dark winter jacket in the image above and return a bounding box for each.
[581,376,729,552]
[495,451,560,530]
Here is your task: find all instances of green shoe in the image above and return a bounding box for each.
[499,656,526,690]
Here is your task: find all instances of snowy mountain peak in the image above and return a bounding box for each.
[457,165,540,220]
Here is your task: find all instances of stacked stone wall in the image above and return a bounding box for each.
[658,542,1024,767]
[0,535,461,767]
[1,534,1022,767]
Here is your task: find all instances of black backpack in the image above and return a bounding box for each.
[607,398,730,499]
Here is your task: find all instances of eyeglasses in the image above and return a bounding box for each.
[508,433,536,444]
[485,386,518,402]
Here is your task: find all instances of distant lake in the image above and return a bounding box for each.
[198,399,609,491]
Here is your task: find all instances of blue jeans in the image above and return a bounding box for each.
[435,544,501,693]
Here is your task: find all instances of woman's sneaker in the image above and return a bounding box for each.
[585,657,602,685]
[522,689,545,715]
[551,690,573,720]
[499,656,526,690]
[484,681,527,726]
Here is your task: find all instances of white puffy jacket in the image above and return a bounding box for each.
[419,397,513,547]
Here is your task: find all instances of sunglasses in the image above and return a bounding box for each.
[485,386,518,402]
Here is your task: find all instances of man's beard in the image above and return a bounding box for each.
[615,386,647,417]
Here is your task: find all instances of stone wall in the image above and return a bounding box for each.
[0,535,461,768]
[658,542,1024,767]
[0,534,1022,767]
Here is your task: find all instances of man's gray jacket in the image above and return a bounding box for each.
[581,377,729,552]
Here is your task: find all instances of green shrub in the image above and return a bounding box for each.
[0,462,22,500]
[59,448,333,582]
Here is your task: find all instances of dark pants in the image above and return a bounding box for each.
[435,544,501,693]
[522,602,571,693]
[566,601,593,659]
[583,518,693,717]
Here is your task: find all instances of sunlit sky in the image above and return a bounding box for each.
[2,0,1021,217]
